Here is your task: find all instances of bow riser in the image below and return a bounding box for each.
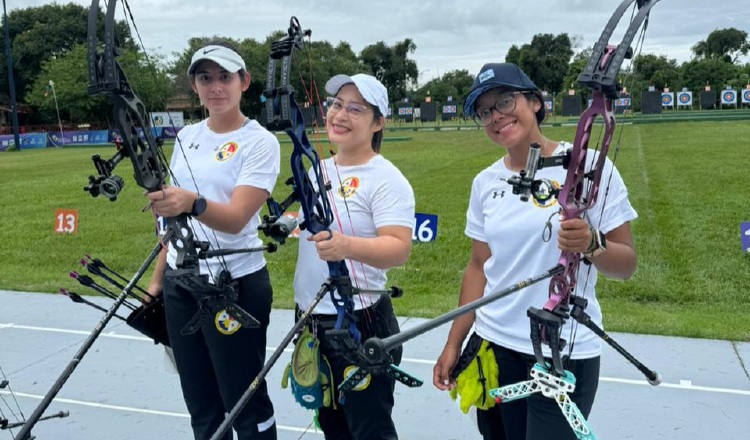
[545,90,615,312]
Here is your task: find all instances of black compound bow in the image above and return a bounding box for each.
[13,2,274,438]
[210,16,420,440]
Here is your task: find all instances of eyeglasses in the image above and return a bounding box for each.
[326,97,371,118]
[473,92,529,127]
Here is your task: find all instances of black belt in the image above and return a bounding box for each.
[300,297,388,329]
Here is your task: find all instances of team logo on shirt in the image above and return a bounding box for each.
[337,177,360,198]
[215,309,241,335]
[215,141,238,161]
[343,365,371,391]
[532,179,561,208]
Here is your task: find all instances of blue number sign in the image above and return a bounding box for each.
[413,213,438,242]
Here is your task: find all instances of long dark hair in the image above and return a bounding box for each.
[371,106,384,153]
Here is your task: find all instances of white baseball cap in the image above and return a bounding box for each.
[325,74,389,116]
[187,45,247,75]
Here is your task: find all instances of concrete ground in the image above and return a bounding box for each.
[1,290,748,440]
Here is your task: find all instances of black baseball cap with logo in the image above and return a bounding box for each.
[463,62,545,124]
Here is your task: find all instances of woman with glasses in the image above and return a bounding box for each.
[292,73,415,439]
[432,63,637,440]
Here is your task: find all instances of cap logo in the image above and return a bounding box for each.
[478,68,495,84]
[203,48,219,54]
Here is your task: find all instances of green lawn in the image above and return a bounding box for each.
[1,120,748,341]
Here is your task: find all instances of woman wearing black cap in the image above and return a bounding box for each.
[432,63,638,440]
[292,73,415,440]
[145,41,279,440]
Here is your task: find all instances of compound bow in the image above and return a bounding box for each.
[486,1,665,438]
[13,1,274,438]
[359,2,663,439]
[210,16,421,440]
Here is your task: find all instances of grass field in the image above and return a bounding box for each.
[1,120,748,341]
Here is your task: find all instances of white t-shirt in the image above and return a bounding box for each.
[166,119,280,280]
[465,142,637,359]
[293,155,415,315]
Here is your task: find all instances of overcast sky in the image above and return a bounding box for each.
[11,0,750,84]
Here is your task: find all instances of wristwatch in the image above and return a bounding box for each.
[583,227,606,261]
[190,195,207,217]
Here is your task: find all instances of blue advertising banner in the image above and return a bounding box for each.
[0,133,48,151]
[161,126,183,139]
[48,130,111,146]
[0,128,185,151]
[109,127,184,141]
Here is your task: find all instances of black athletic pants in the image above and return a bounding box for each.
[477,343,600,440]
[299,297,403,440]
[164,267,277,440]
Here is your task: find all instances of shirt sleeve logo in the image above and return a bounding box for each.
[215,141,238,161]
[337,176,360,198]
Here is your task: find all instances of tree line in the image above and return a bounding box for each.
[2,4,749,127]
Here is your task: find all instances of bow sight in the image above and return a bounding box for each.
[506,142,570,204]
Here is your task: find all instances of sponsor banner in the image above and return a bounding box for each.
[108,127,184,142]
[48,130,110,146]
[161,126,183,139]
[0,133,48,151]
[149,112,184,128]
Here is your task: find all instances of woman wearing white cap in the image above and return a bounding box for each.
[145,41,279,440]
[432,63,637,440]
[292,73,415,439]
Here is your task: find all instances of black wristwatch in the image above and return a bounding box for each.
[190,195,207,217]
